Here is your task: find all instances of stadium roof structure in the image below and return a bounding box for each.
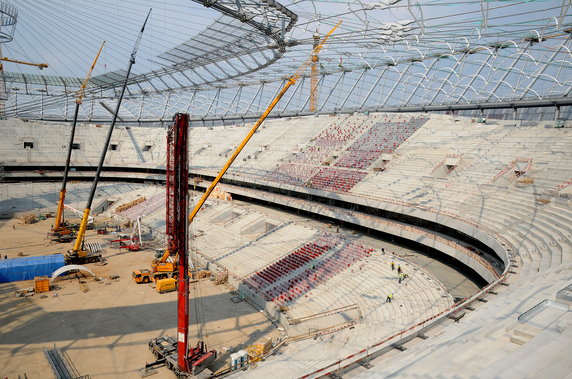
[0,0,570,122]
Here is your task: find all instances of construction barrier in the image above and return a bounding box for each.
[0,254,65,283]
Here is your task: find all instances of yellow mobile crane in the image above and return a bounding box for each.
[132,249,179,284]
[66,10,151,264]
[49,41,105,243]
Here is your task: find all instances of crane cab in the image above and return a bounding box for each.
[132,269,152,283]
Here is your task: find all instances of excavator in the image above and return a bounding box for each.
[65,10,151,264]
[48,41,105,243]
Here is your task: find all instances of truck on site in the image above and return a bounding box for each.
[132,249,178,283]
[155,278,176,294]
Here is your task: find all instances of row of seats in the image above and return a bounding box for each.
[335,118,427,169]
[292,118,365,165]
[264,239,373,304]
[245,234,342,290]
[268,163,317,186]
[307,168,368,192]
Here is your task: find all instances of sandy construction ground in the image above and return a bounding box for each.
[0,217,277,378]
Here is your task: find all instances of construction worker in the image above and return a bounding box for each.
[398,272,404,284]
[391,261,395,270]
[397,265,402,274]
[386,293,393,303]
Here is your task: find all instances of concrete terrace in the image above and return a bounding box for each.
[1,112,571,377]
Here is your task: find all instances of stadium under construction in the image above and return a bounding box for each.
[0,0,571,378]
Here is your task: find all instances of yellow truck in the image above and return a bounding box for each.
[155,278,176,294]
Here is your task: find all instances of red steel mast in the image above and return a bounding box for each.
[166,113,190,371]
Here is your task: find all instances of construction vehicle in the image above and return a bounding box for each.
[155,278,176,294]
[132,264,178,284]
[147,339,217,376]
[132,248,175,283]
[65,12,150,265]
[49,41,105,243]
[132,248,177,283]
[132,269,153,283]
[111,235,141,251]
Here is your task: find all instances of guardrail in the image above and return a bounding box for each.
[298,267,510,379]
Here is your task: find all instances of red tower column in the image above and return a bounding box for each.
[167,113,190,371]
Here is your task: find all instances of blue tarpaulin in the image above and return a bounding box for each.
[0,254,65,283]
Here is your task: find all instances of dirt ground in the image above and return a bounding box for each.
[0,216,278,379]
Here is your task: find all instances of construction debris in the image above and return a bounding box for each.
[19,213,36,224]
[14,287,34,297]
[196,270,212,279]
[215,269,228,285]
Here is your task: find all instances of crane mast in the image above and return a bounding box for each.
[309,33,320,112]
[167,113,192,371]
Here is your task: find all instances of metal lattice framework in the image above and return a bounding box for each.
[0,1,17,43]
[0,0,571,121]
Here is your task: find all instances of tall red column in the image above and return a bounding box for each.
[167,113,190,371]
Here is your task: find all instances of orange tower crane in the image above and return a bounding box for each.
[309,32,320,112]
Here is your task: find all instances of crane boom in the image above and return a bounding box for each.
[187,21,341,225]
[76,41,106,105]
[0,57,48,69]
[67,9,151,261]
[50,41,106,240]
[309,33,320,112]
